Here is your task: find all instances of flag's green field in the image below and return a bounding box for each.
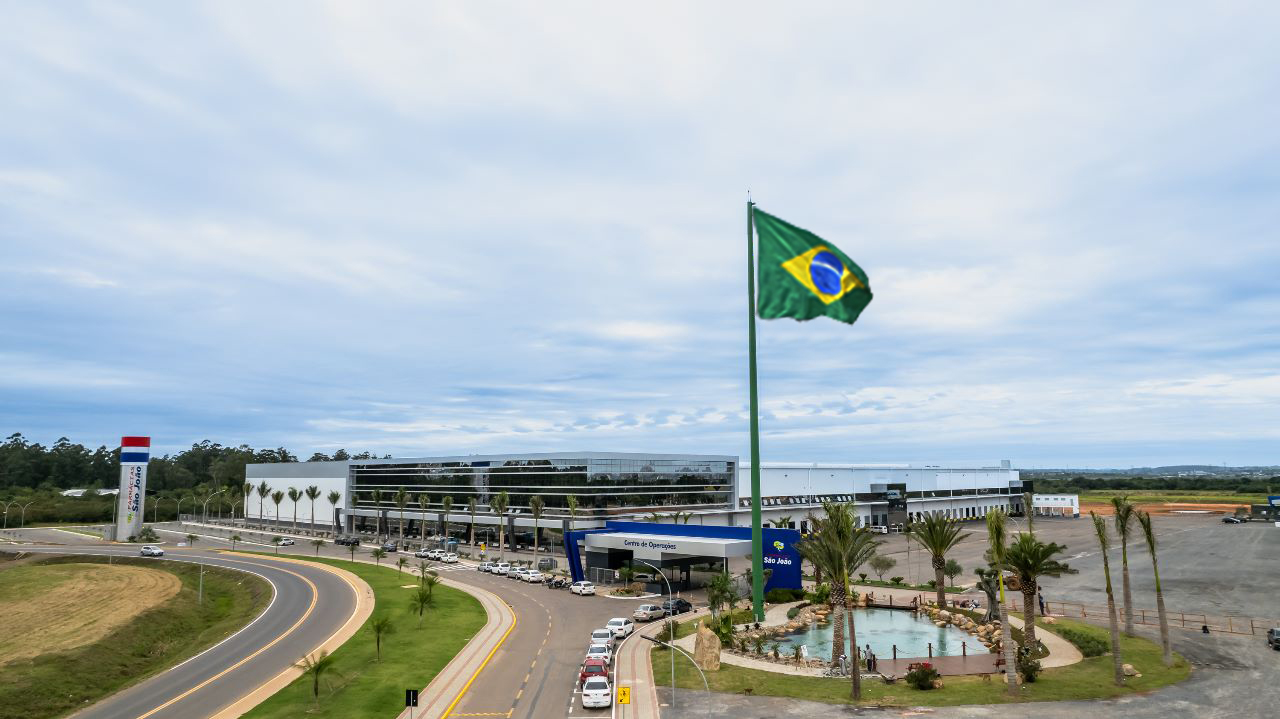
[654,617,1188,706]
[0,555,271,719]
[239,555,486,719]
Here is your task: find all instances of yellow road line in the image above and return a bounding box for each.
[438,598,518,719]
[134,560,320,719]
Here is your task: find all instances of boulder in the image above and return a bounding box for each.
[1122,663,1141,678]
[937,610,952,622]
[1043,616,1057,624]
[693,623,722,671]
[934,621,947,628]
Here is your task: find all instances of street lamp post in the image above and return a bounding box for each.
[1,500,15,530]
[641,635,709,716]
[202,489,226,525]
[175,496,192,525]
[637,559,676,708]
[18,501,35,528]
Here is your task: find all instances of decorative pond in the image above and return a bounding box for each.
[773,608,989,659]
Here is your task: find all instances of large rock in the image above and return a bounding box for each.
[1122,663,1141,678]
[937,610,952,622]
[693,623,722,671]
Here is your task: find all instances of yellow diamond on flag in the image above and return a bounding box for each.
[779,245,865,305]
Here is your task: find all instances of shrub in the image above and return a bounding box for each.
[1056,626,1109,657]
[905,662,941,690]
[858,573,868,582]
[766,588,807,603]
[927,579,937,588]
[890,576,905,586]
[753,636,766,654]
[807,583,831,605]
[1016,647,1042,683]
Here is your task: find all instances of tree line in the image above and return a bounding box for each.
[1030,474,1275,495]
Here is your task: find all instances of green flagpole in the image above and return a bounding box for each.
[746,199,765,621]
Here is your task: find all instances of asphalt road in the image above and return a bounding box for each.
[166,521,673,719]
[3,529,360,719]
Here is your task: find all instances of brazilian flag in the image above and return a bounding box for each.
[754,208,872,325]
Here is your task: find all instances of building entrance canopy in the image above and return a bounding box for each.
[583,531,752,562]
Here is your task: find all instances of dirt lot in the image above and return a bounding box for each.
[0,562,182,665]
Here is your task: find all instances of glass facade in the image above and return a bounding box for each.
[347,453,737,518]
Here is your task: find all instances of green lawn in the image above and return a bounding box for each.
[653,616,1188,706]
[1079,490,1262,506]
[0,556,271,719]
[239,555,486,719]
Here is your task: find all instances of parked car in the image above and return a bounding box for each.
[380,541,399,552]
[493,562,511,576]
[581,677,612,709]
[523,569,544,582]
[414,548,433,559]
[477,561,494,572]
[1267,627,1280,650]
[509,567,529,580]
[606,617,635,638]
[570,581,596,596]
[633,604,665,621]
[537,557,557,571]
[661,598,693,616]
[140,545,164,557]
[1222,516,1243,524]
[632,572,654,582]
[585,643,613,666]
[578,657,609,685]
[590,628,615,648]
[441,553,459,563]
[277,538,295,546]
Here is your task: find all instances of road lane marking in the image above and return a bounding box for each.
[133,559,322,719]
[438,596,518,719]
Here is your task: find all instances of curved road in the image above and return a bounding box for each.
[8,537,360,719]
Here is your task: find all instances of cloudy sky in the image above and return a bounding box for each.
[2,2,1278,467]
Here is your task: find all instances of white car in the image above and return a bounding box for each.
[509,567,529,580]
[590,628,615,647]
[523,570,544,582]
[493,563,511,576]
[140,545,164,557]
[441,553,459,563]
[581,677,612,709]
[606,617,635,638]
[427,549,445,560]
[570,581,596,595]
[477,561,493,572]
[414,549,433,559]
[585,643,612,666]
[278,538,295,546]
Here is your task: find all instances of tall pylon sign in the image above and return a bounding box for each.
[115,436,151,540]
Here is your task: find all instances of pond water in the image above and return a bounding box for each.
[773,608,988,659]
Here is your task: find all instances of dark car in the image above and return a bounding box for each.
[380,540,399,552]
[661,598,693,616]
[1267,628,1280,650]
[1222,516,1243,524]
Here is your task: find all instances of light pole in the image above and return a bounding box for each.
[637,559,675,708]
[641,635,709,715]
[202,489,226,525]
[18,501,35,528]
[175,496,193,525]
[1,500,15,530]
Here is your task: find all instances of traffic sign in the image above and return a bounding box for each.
[406,688,419,707]
[617,686,631,704]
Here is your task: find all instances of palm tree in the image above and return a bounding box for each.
[467,497,478,547]
[397,556,408,575]
[974,566,1002,623]
[297,649,336,702]
[311,538,325,556]
[187,533,199,546]
[242,482,252,519]
[441,495,454,538]
[272,536,283,555]
[490,491,510,562]
[1111,496,1137,636]
[394,487,408,549]
[417,492,431,544]
[907,513,970,608]
[271,490,284,529]
[1005,533,1073,648]
[566,494,579,525]
[421,572,440,597]
[369,615,394,662]
[347,541,358,563]
[409,586,435,627]
[287,487,301,532]
[256,481,270,529]
[305,485,321,532]
[1091,512,1125,685]
[327,490,341,535]
[230,533,242,551]
[1137,511,1173,666]
[529,495,545,556]
[370,488,384,539]
[985,509,1017,694]
[797,501,880,699]
[774,514,793,529]
[371,547,387,566]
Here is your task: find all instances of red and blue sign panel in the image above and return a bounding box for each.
[120,436,150,464]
